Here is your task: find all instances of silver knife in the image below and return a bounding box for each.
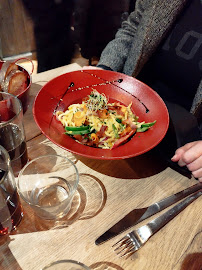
[95,182,202,245]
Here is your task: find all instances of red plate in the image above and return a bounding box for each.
[33,70,169,160]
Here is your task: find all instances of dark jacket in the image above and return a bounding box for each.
[98,0,202,120]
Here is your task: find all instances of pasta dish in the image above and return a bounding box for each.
[56,90,156,149]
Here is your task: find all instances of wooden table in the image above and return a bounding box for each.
[0,63,201,270]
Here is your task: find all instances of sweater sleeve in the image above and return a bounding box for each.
[97,0,147,72]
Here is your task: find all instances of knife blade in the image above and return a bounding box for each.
[95,182,202,245]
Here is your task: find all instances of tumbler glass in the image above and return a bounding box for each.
[17,155,79,220]
[0,92,28,176]
[42,260,90,270]
[0,145,23,236]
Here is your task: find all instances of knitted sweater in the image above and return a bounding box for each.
[98,0,202,121]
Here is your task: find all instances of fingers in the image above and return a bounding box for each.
[171,149,185,164]
[191,166,202,180]
[171,141,202,180]
[171,142,195,162]
[171,141,202,165]
[187,154,202,172]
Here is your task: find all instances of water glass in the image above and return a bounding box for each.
[0,91,28,176]
[42,260,90,270]
[17,155,79,220]
[0,145,23,236]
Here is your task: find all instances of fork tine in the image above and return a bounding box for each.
[113,237,131,251]
[112,234,139,258]
[119,247,137,259]
[116,242,138,258]
[116,242,134,255]
[112,235,129,248]
[115,240,133,252]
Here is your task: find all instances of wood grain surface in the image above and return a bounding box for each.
[0,0,35,58]
[0,63,201,270]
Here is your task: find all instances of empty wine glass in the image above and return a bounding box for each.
[17,155,79,220]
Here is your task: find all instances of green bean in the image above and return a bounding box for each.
[65,129,91,135]
[112,124,119,139]
[65,125,90,131]
[137,121,156,132]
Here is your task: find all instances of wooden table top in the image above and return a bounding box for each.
[0,63,201,270]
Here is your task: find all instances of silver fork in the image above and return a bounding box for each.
[113,190,202,258]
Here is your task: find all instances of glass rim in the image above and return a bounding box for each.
[17,154,79,207]
[0,145,11,184]
[0,91,23,127]
[0,145,10,162]
[42,259,90,270]
[0,145,11,168]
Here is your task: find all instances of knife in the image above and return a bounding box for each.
[95,182,202,245]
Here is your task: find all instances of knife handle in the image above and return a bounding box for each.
[148,191,202,235]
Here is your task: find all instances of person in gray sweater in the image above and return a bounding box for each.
[84,0,202,181]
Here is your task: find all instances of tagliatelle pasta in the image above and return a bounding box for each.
[56,90,156,149]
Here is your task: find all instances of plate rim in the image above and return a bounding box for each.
[33,69,169,160]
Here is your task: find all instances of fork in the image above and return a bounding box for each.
[113,190,202,258]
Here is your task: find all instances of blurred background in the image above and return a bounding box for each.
[0,0,136,74]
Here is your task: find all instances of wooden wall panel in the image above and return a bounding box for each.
[0,0,36,58]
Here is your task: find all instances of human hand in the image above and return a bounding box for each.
[82,66,103,70]
[171,141,202,182]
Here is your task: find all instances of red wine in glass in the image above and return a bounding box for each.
[0,169,23,236]
[0,123,28,176]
